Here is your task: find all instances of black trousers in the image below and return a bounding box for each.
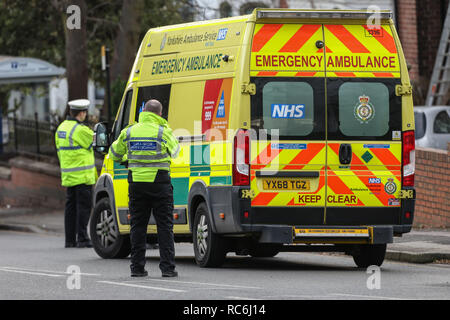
[128,181,175,273]
[65,184,92,245]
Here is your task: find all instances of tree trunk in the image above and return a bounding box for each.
[280,0,289,8]
[100,0,143,122]
[64,0,89,101]
[110,0,144,82]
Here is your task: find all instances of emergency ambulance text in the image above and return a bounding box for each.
[152,53,223,75]
[254,54,397,69]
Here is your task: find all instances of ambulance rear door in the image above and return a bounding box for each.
[249,22,327,226]
[323,22,403,225]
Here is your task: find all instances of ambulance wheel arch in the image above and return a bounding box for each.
[93,174,117,220]
[187,180,217,233]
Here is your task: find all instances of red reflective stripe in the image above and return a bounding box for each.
[252,192,277,206]
[287,198,306,206]
[252,144,281,166]
[370,148,401,166]
[334,72,356,77]
[350,153,393,206]
[373,72,395,77]
[252,24,283,52]
[279,24,321,52]
[317,46,333,53]
[257,71,278,76]
[283,143,325,170]
[295,72,317,77]
[326,25,370,53]
[362,25,397,53]
[327,171,354,195]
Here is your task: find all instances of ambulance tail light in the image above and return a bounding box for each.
[402,130,415,187]
[233,129,250,186]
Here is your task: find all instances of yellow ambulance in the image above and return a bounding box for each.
[91,8,416,268]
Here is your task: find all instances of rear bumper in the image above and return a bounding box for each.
[241,225,394,244]
[207,186,415,244]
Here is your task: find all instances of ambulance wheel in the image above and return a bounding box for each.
[90,198,131,259]
[193,202,227,268]
[249,244,281,258]
[352,244,387,268]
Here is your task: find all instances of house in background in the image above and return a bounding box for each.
[0,56,98,122]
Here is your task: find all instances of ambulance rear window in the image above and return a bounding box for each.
[338,82,390,137]
[251,77,325,140]
[262,81,315,137]
[262,81,314,137]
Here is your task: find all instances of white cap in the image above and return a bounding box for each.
[68,99,90,111]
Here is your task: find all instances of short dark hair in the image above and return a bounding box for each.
[69,109,86,118]
[144,99,162,115]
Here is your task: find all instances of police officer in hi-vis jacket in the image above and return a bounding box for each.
[109,99,180,278]
[55,99,98,248]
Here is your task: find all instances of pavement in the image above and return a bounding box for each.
[0,207,449,264]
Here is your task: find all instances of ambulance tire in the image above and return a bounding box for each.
[90,198,131,259]
[193,202,227,268]
[249,244,281,258]
[352,244,387,268]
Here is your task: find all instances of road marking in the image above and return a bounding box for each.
[226,296,262,300]
[98,280,186,293]
[0,266,100,276]
[140,278,262,290]
[263,294,331,299]
[0,267,63,278]
[330,293,408,300]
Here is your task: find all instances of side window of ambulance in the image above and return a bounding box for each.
[338,82,390,137]
[433,111,450,134]
[135,85,171,121]
[262,82,314,137]
[113,90,133,140]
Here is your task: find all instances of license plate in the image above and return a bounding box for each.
[262,178,310,190]
[295,228,370,237]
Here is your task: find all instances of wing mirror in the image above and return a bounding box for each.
[93,122,109,154]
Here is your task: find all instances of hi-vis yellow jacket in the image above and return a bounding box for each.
[55,118,97,187]
[109,111,180,182]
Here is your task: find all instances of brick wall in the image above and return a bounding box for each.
[414,147,450,228]
[396,0,420,81]
[0,157,66,209]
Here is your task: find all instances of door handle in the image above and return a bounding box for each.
[339,144,352,165]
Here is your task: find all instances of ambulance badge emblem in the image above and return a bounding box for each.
[354,95,375,123]
[384,178,397,195]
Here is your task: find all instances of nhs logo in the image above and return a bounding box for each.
[216,92,225,118]
[217,28,228,41]
[271,104,305,119]
[368,178,381,184]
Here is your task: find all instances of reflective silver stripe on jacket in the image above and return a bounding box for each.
[156,125,164,153]
[68,123,80,147]
[128,162,170,168]
[61,164,95,173]
[171,144,180,158]
[126,126,133,151]
[109,145,122,159]
[127,153,169,161]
